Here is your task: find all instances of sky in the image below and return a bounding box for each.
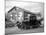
[5,0,44,17]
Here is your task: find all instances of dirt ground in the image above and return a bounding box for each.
[5,26,44,35]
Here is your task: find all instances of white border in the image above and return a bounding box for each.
[0,0,4,35]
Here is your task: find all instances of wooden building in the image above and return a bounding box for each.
[5,6,43,29]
